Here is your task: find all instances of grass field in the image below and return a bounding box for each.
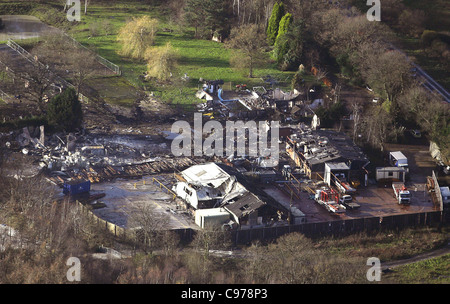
[384,254,450,284]
[61,1,293,106]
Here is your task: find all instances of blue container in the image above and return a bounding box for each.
[63,180,91,195]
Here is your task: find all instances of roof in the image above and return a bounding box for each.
[290,129,369,167]
[195,208,230,218]
[376,167,407,172]
[390,151,407,159]
[325,162,350,171]
[440,187,450,196]
[181,163,231,188]
[224,192,266,219]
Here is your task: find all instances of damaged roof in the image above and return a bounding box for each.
[224,192,266,219]
[291,128,369,167]
[181,163,231,188]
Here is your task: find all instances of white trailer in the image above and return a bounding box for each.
[389,151,409,173]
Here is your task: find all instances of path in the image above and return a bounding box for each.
[382,237,450,271]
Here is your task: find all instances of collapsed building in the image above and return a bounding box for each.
[196,79,302,120]
[173,162,288,229]
[286,126,370,185]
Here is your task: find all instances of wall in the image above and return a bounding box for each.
[231,210,445,245]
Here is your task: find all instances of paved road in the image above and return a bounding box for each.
[390,44,450,103]
[413,63,450,103]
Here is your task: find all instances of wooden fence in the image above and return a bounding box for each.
[75,200,130,238]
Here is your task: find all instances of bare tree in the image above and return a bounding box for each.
[226,23,268,78]
[128,203,170,254]
[350,99,363,142]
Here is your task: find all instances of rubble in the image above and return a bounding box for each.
[1,124,205,186]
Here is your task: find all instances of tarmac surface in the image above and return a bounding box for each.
[263,183,438,224]
[89,175,198,230]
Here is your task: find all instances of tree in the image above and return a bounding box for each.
[184,0,232,40]
[362,50,412,120]
[203,0,233,40]
[117,16,159,60]
[128,203,170,254]
[46,87,83,132]
[68,47,98,95]
[397,9,426,38]
[84,0,91,14]
[184,0,205,38]
[16,59,53,112]
[273,13,293,66]
[226,24,268,78]
[144,42,179,82]
[266,1,285,45]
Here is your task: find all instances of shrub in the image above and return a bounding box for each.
[46,88,83,132]
[117,16,159,60]
[421,30,438,47]
[144,42,179,82]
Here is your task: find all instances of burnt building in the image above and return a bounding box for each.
[286,128,370,184]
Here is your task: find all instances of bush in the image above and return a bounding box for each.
[46,88,83,132]
[0,3,34,15]
[117,16,159,60]
[421,30,438,47]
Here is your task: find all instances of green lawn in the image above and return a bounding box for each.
[384,254,450,284]
[63,1,293,106]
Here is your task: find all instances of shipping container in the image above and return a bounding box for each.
[63,180,91,195]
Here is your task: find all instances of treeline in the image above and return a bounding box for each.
[170,0,450,160]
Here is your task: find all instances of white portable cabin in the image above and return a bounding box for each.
[376,167,407,183]
[194,208,231,229]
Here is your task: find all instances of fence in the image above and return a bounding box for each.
[75,200,131,238]
[432,170,444,212]
[6,39,90,103]
[0,88,12,103]
[63,33,121,75]
[231,210,444,245]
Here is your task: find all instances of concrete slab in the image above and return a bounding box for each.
[90,175,198,231]
[262,182,438,224]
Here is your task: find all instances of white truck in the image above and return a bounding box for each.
[339,194,360,210]
[389,151,409,173]
[392,182,411,205]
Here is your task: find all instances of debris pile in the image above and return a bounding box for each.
[2,125,204,186]
[48,157,203,186]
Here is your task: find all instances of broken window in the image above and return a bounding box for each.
[184,187,192,196]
